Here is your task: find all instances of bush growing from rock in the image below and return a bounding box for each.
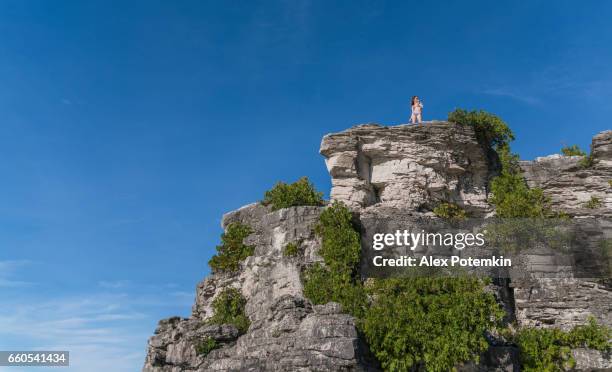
[509,317,611,371]
[303,262,367,318]
[314,201,361,276]
[262,177,324,210]
[362,277,504,372]
[566,317,611,351]
[448,109,514,150]
[433,202,467,221]
[207,287,250,334]
[448,109,561,218]
[208,223,254,273]
[302,263,335,304]
[561,144,586,157]
[303,201,367,317]
[513,327,575,371]
[302,201,505,371]
[490,145,555,218]
[578,145,595,168]
[196,337,218,356]
[490,175,550,218]
[584,196,602,209]
[282,242,301,257]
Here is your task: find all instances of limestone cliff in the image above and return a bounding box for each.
[512,130,612,347]
[320,122,491,215]
[143,122,611,372]
[520,130,612,217]
[144,205,376,371]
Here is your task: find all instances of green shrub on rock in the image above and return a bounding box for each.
[262,177,324,211]
[282,242,301,257]
[514,327,574,371]
[511,317,611,372]
[566,317,612,351]
[302,201,367,317]
[302,201,505,371]
[196,337,218,356]
[433,202,467,221]
[490,145,554,218]
[302,263,334,304]
[448,109,514,150]
[449,109,561,218]
[561,144,586,157]
[208,223,254,273]
[490,175,550,218]
[207,287,250,334]
[584,196,602,209]
[362,277,504,372]
[578,145,595,168]
[314,201,361,276]
[303,262,367,318]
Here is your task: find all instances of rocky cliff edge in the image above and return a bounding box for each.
[143,122,611,371]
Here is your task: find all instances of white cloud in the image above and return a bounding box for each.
[0,294,151,372]
[0,262,194,372]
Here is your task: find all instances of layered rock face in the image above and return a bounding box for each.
[520,130,612,217]
[144,122,611,371]
[514,131,612,336]
[320,122,491,215]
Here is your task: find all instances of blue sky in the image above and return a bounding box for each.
[1,1,611,371]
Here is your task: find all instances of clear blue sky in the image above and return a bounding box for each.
[1,1,610,371]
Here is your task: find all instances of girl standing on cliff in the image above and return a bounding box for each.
[410,96,423,124]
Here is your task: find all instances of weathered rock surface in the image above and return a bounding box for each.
[511,278,611,330]
[513,131,612,337]
[320,122,492,215]
[144,123,611,371]
[144,205,378,371]
[572,348,612,370]
[520,130,612,217]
